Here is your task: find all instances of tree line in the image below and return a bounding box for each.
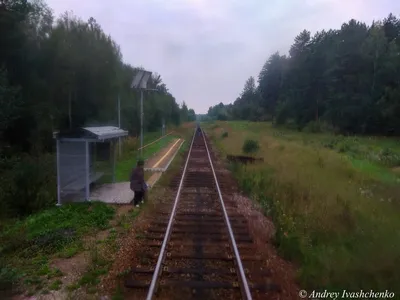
[1,0,196,155]
[0,0,195,217]
[207,14,400,135]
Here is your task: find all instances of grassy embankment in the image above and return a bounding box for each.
[0,130,184,297]
[206,121,400,292]
[0,202,117,296]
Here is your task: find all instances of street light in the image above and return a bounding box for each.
[131,69,157,157]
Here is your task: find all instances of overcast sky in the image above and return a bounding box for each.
[46,0,400,114]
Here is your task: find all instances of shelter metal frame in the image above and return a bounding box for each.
[54,126,128,205]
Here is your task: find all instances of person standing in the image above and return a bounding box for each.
[129,159,148,207]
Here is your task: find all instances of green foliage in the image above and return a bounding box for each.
[242,139,260,155]
[112,286,124,300]
[217,122,400,291]
[208,14,400,137]
[0,266,23,291]
[221,131,228,138]
[0,0,196,218]
[376,148,400,167]
[58,243,82,258]
[0,202,114,293]
[78,247,109,289]
[0,202,115,256]
[49,279,62,291]
[0,154,56,218]
[116,133,177,182]
[0,68,22,136]
[303,121,332,133]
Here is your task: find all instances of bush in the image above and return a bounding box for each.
[0,265,22,291]
[303,121,332,133]
[221,131,228,138]
[376,148,400,167]
[0,154,56,218]
[242,139,260,155]
[337,140,352,153]
[321,136,341,149]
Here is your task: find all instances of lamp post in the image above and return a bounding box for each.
[117,94,121,156]
[131,69,152,157]
[140,89,144,157]
[131,69,162,158]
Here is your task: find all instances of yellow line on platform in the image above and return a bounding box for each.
[152,139,181,168]
[137,132,173,151]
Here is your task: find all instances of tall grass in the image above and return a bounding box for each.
[209,121,400,291]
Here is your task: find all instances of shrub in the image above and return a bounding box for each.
[337,140,352,153]
[377,148,400,167]
[303,121,320,133]
[221,131,228,138]
[303,121,333,133]
[0,265,22,291]
[0,154,56,218]
[242,139,260,155]
[321,136,340,149]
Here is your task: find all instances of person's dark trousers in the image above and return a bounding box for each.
[133,190,144,205]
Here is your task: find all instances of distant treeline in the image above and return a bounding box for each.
[207,14,400,135]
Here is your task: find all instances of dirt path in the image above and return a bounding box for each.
[144,138,184,170]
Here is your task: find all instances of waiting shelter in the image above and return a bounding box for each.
[54,126,128,205]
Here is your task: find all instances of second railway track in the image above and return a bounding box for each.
[124,126,281,299]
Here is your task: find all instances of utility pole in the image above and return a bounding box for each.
[118,94,121,156]
[140,89,144,157]
[131,69,153,159]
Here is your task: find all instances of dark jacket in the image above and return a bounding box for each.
[130,167,145,191]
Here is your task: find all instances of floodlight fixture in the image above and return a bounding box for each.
[130,69,154,156]
[131,70,152,89]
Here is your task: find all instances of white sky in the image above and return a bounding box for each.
[46,0,400,113]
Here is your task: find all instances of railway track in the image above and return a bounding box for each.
[124,126,281,299]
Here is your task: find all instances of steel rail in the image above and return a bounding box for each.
[200,128,253,300]
[145,127,197,300]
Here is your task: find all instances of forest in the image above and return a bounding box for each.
[207,14,400,136]
[0,0,195,217]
